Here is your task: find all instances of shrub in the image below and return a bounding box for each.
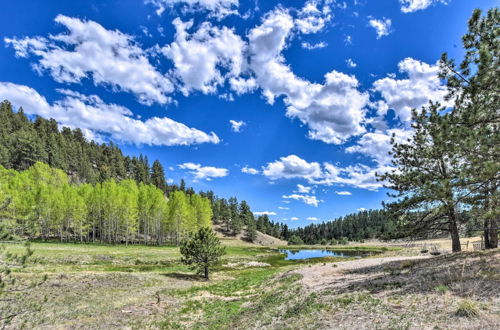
[288,235,304,245]
[455,299,479,318]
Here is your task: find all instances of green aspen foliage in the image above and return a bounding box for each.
[0,162,212,245]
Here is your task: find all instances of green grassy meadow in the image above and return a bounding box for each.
[3,241,498,329]
[2,240,375,329]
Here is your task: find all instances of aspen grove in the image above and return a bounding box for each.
[0,162,212,245]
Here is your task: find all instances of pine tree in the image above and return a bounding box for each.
[179,179,186,192]
[244,220,257,242]
[379,104,465,252]
[228,197,242,235]
[151,160,166,192]
[439,8,499,249]
[238,200,257,241]
[179,227,225,280]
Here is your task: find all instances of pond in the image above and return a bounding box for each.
[279,249,371,260]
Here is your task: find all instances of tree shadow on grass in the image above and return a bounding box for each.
[160,272,204,281]
[332,249,499,299]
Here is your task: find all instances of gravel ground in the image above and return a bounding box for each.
[295,256,431,291]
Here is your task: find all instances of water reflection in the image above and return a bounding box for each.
[279,249,368,260]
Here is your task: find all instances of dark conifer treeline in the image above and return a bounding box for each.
[198,192,282,242]
[0,100,176,193]
[288,210,395,244]
[265,210,395,244]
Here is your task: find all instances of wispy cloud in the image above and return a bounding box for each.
[301,41,328,50]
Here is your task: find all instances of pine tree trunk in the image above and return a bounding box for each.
[485,218,498,249]
[448,211,461,252]
[204,265,209,280]
[489,218,498,248]
[486,186,498,249]
[484,218,491,248]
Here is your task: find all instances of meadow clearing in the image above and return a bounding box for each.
[2,238,499,329]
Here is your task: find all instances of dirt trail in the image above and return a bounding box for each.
[295,256,430,291]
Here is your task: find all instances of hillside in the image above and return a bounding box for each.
[214,225,288,246]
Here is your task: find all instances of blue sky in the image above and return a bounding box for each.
[0,0,496,227]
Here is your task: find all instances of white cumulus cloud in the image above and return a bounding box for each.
[312,162,391,190]
[346,58,357,68]
[369,17,392,39]
[5,15,174,105]
[335,191,352,195]
[259,154,390,191]
[296,184,312,193]
[372,57,449,123]
[301,41,328,50]
[247,9,369,144]
[262,155,322,180]
[295,0,333,34]
[178,163,228,180]
[0,82,219,146]
[283,194,322,207]
[162,18,245,96]
[346,128,414,165]
[229,119,246,132]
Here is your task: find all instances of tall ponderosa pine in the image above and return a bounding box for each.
[439,8,499,249]
[380,104,465,252]
[380,8,499,252]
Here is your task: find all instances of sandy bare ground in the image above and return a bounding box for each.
[288,251,499,329]
[295,256,431,291]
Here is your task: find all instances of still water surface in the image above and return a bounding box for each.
[280,249,369,260]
